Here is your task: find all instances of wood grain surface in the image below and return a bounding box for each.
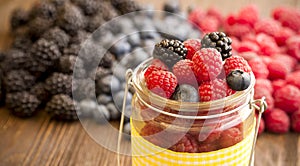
[0,0,300,166]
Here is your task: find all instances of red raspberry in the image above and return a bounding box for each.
[219,127,243,149]
[255,78,273,94]
[207,7,223,25]
[286,35,300,61]
[237,40,260,53]
[223,55,252,76]
[254,19,281,37]
[239,51,259,61]
[198,16,219,34]
[198,79,230,102]
[230,36,241,51]
[192,48,222,82]
[145,70,177,98]
[183,39,201,60]
[256,115,265,135]
[274,27,295,46]
[291,110,300,132]
[188,8,206,26]
[172,59,198,86]
[248,58,269,79]
[144,59,168,78]
[277,9,300,32]
[267,59,290,80]
[272,79,286,95]
[140,122,165,147]
[274,85,300,114]
[286,71,300,89]
[272,7,290,20]
[225,13,236,25]
[224,23,252,39]
[198,143,218,152]
[197,130,221,144]
[271,54,297,71]
[264,108,290,133]
[169,134,199,153]
[255,33,280,56]
[236,5,259,27]
[254,85,274,113]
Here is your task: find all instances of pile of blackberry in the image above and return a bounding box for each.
[0,0,200,129]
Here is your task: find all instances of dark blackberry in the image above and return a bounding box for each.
[71,0,100,16]
[30,38,61,67]
[57,4,86,36]
[45,72,72,96]
[27,17,53,39]
[2,49,29,71]
[42,27,70,51]
[153,39,187,67]
[72,78,95,101]
[4,70,36,93]
[99,52,115,68]
[95,67,112,81]
[12,36,32,52]
[29,1,57,21]
[45,94,79,121]
[6,92,40,117]
[201,32,233,61]
[25,57,48,78]
[63,44,80,56]
[58,55,86,78]
[99,2,118,21]
[85,14,105,32]
[29,82,50,103]
[69,30,90,45]
[112,0,140,15]
[10,8,29,31]
[49,0,66,7]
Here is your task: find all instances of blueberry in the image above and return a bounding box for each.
[107,103,120,120]
[79,99,98,118]
[123,122,131,139]
[96,75,120,94]
[97,94,112,105]
[163,0,180,14]
[124,105,132,123]
[127,33,141,48]
[93,104,110,123]
[113,91,132,110]
[172,84,199,102]
[110,40,131,57]
[226,69,251,91]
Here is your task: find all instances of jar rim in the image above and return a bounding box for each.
[131,58,255,119]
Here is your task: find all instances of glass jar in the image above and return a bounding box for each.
[128,58,260,166]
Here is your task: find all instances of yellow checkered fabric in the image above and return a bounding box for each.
[131,123,255,166]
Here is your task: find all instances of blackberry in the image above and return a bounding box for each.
[29,82,49,103]
[72,78,95,101]
[25,57,48,78]
[70,30,90,45]
[49,0,66,7]
[99,2,118,21]
[153,39,187,67]
[42,27,70,51]
[99,52,115,68]
[58,55,86,78]
[201,32,233,61]
[45,94,79,121]
[29,1,57,21]
[63,44,80,56]
[6,92,40,117]
[71,0,100,16]
[57,4,86,36]
[2,49,29,71]
[27,17,54,39]
[12,36,32,52]
[4,70,36,93]
[112,0,140,15]
[45,72,72,96]
[10,8,29,31]
[30,38,61,67]
[85,14,105,32]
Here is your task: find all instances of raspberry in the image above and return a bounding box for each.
[144,59,168,78]
[230,36,241,51]
[236,5,259,27]
[267,59,290,80]
[254,19,281,37]
[248,58,269,79]
[271,54,297,71]
[277,9,300,32]
[237,40,260,53]
[219,127,243,149]
[291,110,300,132]
[145,70,177,99]
[274,85,300,114]
[198,16,220,33]
[198,143,218,152]
[256,115,265,135]
[254,86,274,113]
[225,13,236,25]
[272,7,290,20]
[286,71,300,89]
[140,122,165,147]
[192,48,222,81]
[172,59,198,86]
[264,108,290,133]
[207,7,223,25]
[188,8,206,27]
[169,134,199,153]
[272,79,286,95]
[255,33,280,56]
[224,23,252,39]
[197,130,221,144]
[183,39,201,60]
[239,51,259,61]
[198,79,230,102]
[286,35,300,60]
[255,78,273,94]
[260,56,272,66]
[223,55,252,76]
[274,27,295,46]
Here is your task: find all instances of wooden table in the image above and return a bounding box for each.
[0,0,300,165]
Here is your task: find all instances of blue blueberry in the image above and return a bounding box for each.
[97,94,112,105]
[172,84,199,102]
[79,99,97,118]
[226,69,251,91]
[93,104,110,123]
[106,103,120,120]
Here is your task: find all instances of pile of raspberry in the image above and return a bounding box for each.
[189,5,300,134]
[142,33,253,152]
